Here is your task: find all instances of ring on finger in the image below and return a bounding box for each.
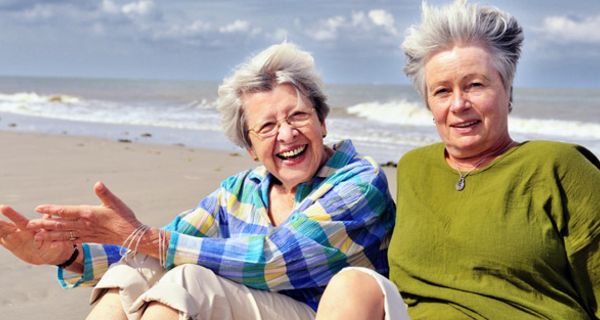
[68,231,77,241]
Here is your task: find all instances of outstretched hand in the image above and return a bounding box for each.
[0,205,73,265]
[27,181,143,246]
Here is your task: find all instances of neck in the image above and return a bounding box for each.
[447,139,516,172]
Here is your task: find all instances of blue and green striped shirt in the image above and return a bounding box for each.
[59,140,395,310]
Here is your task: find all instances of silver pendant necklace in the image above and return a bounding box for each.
[455,166,480,191]
[451,141,517,191]
[455,174,467,191]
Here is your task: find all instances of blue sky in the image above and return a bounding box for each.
[0,0,599,88]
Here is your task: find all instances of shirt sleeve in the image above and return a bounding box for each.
[165,163,394,291]
[560,145,600,318]
[57,243,123,288]
[56,186,228,288]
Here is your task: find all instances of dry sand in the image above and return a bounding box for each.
[0,130,397,319]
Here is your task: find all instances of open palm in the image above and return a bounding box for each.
[0,205,72,266]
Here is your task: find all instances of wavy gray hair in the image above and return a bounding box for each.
[217,43,330,148]
[403,0,523,110]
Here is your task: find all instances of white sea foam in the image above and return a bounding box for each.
[347,100,432,126]
[347,100,600,139]
[0,91,221,131]
[0,92,80,104]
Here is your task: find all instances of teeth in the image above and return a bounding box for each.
[455,120,478,128]
[279,145,306,159]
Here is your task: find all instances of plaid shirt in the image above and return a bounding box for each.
[58,140,395,310]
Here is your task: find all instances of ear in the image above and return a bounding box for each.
[246,147,259,161]
[320,119,327,138]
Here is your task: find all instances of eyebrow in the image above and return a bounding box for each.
[428,73,492,90]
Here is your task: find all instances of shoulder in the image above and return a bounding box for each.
[219,168,260,191]
[398,143,444,168]
[323,140,390,186]
[329,154,390,192]
[518,141,600,169]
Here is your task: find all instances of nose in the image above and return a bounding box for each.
[276,121,298,142]
[449,91,470,113]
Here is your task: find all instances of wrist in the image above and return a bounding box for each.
[56,244,79,269]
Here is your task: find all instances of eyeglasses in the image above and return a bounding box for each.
[247,107,315,140]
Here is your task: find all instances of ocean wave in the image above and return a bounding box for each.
[347,100,432,126]
[0,91,221,131]
[347,100,600,139]
[0,92,81,105]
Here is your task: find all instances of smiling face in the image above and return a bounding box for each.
[243,83,328,192]
[425,44,512,160]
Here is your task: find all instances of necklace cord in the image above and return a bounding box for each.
[450,141,517,191]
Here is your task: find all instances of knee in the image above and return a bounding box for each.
[136,265,229,318]
[162,264,215,282]
[331,269,383,297]
[326,269,384,308]
[317,269,385,320]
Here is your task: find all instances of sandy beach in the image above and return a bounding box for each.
[0,130,397,319]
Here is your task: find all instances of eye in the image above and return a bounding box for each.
[288,111,311,122]
[257,122,277,134]
[433,88,449,96]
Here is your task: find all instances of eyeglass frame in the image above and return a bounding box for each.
[246,106,317,140]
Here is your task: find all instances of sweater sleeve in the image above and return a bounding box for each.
[560,145,600,319]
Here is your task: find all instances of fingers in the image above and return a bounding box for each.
[35,204,93,219]
[34,229,80,243]
[94,181,128,210]
[27,217,82,232]
[34,181,112,218]
[0,205,30,229]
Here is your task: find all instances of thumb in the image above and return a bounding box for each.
[94,181,128,210]
[0,205,30,229]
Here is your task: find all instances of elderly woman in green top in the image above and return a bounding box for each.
[316,1,600,320]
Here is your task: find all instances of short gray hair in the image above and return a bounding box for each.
[217,43,330,148]
[402,0,523,109]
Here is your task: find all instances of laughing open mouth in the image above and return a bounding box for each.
[276,145,307,160]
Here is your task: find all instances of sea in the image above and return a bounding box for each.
[0,76,599,164]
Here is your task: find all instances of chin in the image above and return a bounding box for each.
[279,171,311,186]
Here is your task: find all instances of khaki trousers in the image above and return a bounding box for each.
[91,254,316,320]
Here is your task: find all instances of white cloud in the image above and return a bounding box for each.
[101,0,154,17]
[351,11,369,28]
[101,0,119,15]
[368,9,398,35]
[153,19,211,39]
[219,20,249,33]
[19,4,54,20]
[307,10,401,42]
[309,16,345,41]
[122,0,153,16]
[541,14,600,44]
[218,19,261,37]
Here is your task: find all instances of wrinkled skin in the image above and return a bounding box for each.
[0,205,72,265]
[26,181,143,246]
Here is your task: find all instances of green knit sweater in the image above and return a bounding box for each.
[388,141,600,320]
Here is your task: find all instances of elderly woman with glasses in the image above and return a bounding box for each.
[0,43,395,320]
[316,1,600,320]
